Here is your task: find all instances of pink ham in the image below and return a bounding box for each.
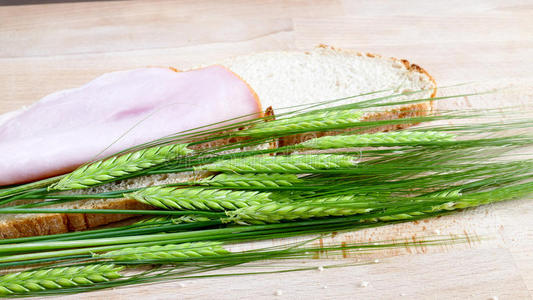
[0,66,262,186]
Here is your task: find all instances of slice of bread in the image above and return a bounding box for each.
[220,45,435,110]
[219,45,436,145]
[0,45,436,239]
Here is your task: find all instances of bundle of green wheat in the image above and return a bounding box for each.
[0,90,531,296]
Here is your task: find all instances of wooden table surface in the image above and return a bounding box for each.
[1,1,532,299]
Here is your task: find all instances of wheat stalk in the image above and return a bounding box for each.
[49,143,192,191]
[300,131,456,149]
[94,242,229,261]
[126,186,273,211]
[195,154,355,173]
[0,265,123,296]
[226,201,373,224]
[236,110,363,137]
[200,173,303,188]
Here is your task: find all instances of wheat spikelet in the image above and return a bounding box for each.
[133,216,175,228]
[134,215,214,227]
[300,131,456,149]
[200,173,303,188]
[0,265,123,296]
[134,216,173,225]
[50,143,192,191]
[136,215,215,224]
[195,154,355,174]
[126,186,273,211]
[237,110,363,137]
[174,215,214,223]
[427,189,463,198]
[226,201,373,224]
[94,242,229,261]
[365,192,507,222]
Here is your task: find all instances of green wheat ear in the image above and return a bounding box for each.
[94,242,229,261]
[195,154,356,174]
[49,143,192,191]
[357,183,533,223]
[199,173,303,188]
[126,186,274,211]
[300,131,456,149]
[226,201,374,225]
[226,182,533,225]
[0,265,123,296]
[236,109,364,137]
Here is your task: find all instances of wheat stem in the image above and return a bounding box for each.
[300,131,456,149]
[49,143,192,191]
[0,265,123,296]
[94,242,229,261]
[195,154,355,174]
[236,110,363,137]
[126,187,273,211]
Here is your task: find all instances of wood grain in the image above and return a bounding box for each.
[1,0,532,299]
[294,14,533,83]
[56,248,530,300]
[0,0,342,57]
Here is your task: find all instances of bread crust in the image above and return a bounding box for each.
[0,46,437,239]
[0,199,151,239]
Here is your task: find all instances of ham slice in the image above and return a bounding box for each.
[0,66,262,186]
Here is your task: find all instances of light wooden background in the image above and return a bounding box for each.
[1,1,532,299]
